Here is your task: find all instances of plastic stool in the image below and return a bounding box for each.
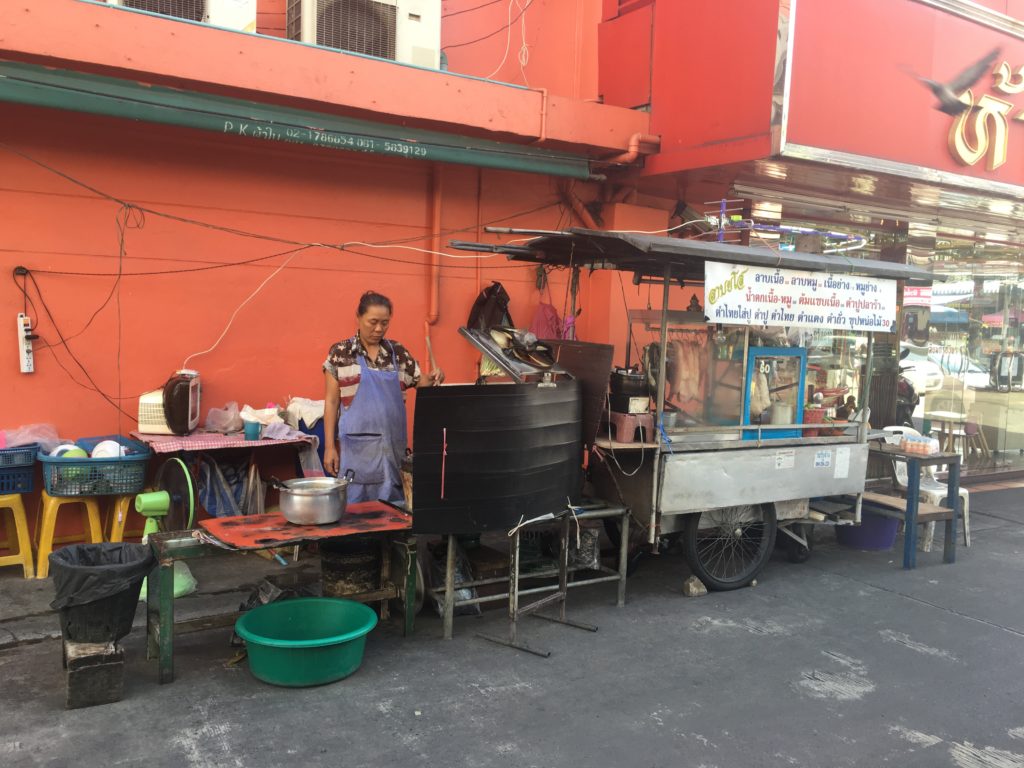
[106,495,144,542]
[609,412,655,443]
[0,494,34,578]
[35,492,103,580]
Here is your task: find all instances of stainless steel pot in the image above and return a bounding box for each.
[272,471,354,525]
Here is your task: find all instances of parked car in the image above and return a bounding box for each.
[899,353,944,393]
[929,353,989,389]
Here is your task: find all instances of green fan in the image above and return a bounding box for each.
[136,458,197,599]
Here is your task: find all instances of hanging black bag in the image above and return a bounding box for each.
[467,281,514,331]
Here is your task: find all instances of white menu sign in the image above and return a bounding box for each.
[704,261,897,332]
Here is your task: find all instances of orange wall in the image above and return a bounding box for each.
[441,0,601,99]
[0,104,589,443]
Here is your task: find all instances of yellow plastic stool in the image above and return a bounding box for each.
[106,495,144,542]
[35,492,103,579]
[0,493,34,579]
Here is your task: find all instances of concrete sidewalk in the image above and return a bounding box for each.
[2,490,1024,768]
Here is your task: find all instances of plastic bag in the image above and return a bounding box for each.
[240,404,284,426]
[1,423,60,453]
[205,402,243,433]
[529,302,563,341]
[428,541,482,617]
[49,543,155,610]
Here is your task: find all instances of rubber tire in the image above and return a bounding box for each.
[784,523,813,564]
[683,503,777,591]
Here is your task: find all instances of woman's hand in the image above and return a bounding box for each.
[324,444,340,476]
[420,368,445,387]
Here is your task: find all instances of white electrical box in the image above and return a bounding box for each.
[17,313,33,373]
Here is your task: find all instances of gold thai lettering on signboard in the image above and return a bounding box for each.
[947,60,1024,171]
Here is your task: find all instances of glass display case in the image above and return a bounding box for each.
[742,347,807,439]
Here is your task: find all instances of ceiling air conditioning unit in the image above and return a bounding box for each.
[287,0,441,69]
[105,0,257,33]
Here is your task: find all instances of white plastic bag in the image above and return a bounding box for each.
[1,423,61,452]
[240,404,284,426]
[205,402,243,434]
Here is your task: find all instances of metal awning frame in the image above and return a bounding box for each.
[452,228,937,284]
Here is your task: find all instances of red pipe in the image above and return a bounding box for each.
[427,164,443,326]
[559,180,600,230]
[598,132,661,166]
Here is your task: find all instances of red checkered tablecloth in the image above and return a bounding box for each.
[131,431,313,454]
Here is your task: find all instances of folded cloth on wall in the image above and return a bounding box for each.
[284,397,325,429]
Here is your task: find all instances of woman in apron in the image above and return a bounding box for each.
[322,291,443,503]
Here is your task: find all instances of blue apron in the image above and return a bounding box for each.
[337,340,407,503]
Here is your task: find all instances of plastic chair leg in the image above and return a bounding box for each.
[35,495,103,579]
[84,499,103,544]
[921,521,936,553]
[35,499,59,580]
[107,496,134,543]
[961,494,971,548]
[0,496,34,579]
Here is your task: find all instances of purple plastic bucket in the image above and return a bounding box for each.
[835,511,899,550]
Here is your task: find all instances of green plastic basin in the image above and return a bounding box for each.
[234,597,378,687]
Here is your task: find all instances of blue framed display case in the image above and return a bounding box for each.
[741,347,807,440]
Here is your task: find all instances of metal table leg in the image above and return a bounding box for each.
[157,558,175,683]
[145,563,158,661]
[944,458,960,564]
[379,538,391,623]
[403,535,417,637]
[442,534,456,640]
[617,510,629,608]
[904,459,920,570]
[480,513,597,657]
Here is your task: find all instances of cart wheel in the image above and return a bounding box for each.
[783,523,813,564]
[683,503,777,590]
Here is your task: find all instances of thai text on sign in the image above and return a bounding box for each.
[949,60,1024,171]
[704,262,897,331]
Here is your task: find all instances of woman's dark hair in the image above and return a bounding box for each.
[357,291,393,316]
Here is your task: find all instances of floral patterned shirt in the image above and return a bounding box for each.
[323,336,421,408]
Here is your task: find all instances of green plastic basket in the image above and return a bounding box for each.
[234,597,378,687]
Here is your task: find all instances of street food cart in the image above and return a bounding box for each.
[454,229,934,590]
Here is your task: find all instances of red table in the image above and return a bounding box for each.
[198,501,411,548]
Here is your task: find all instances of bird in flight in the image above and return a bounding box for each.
[909,47,1002,115]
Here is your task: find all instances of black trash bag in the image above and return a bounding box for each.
[49,543,155,645]
[467,281,514,332]
[49,543,155,610]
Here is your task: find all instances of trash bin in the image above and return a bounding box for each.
[49,543,155,644]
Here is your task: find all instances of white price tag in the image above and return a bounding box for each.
[814,450,832,469]
[775,449,795,470]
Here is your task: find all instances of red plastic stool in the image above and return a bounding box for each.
[609,412,654,443]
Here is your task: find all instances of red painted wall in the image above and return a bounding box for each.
[441,0,601,99]
[257,0,286,38]
[639,0,781,176]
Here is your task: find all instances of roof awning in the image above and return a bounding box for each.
[454,229,936,283]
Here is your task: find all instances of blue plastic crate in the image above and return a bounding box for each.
[0,443,37,494]
[38,435,151,497]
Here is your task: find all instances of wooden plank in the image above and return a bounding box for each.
[862,492,953,522]
[810,500,852,515]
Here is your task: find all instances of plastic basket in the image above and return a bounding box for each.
[38,435,151,497]
[0,443,38,494]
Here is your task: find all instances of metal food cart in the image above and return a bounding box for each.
[453,229,934,590]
